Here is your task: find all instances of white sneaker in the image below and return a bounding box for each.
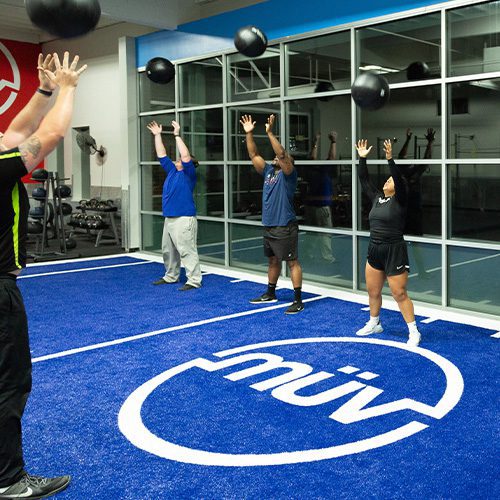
[356,321,383,336]
[407,331,421,347]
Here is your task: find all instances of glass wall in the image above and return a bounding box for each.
[138,0,500,318]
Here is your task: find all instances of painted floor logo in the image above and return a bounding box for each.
[118,337,464,466]
[0,42,20,115]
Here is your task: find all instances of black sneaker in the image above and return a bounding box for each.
[249,293,278,304]
[152,278,178,285]
[179,284,198,291]
[0,472,70,499]
[285,301,304,314]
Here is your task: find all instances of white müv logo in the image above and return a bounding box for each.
[118,337,464,467]
[0,42,21,115]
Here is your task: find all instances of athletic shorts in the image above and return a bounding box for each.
[263,222,299,261]
[367,240,410,276]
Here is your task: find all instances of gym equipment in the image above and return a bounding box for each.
[145,57,175,84]
[31,168,48,181]
[315,81,334,102]
[28,221,43,234]
[406,61,431,81]
[65,237,77,249]
[32,187,47,200]
[25,0,101,39]
[55,185,72,198]
[29,206,45,219]
[56,202,73,215]
[234,25,268,58]
[351,72,390,111]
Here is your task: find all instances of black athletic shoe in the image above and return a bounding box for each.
[0,472,70,499]
[285,301,304,314]
[249,293,278,304]
[152,278,178,285]
[179,284,198,291]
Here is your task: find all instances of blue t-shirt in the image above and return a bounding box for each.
[262,163,297,227]
[160,156,197,217]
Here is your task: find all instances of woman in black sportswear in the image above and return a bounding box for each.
[354,139,421,346]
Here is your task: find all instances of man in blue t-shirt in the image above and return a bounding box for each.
[240,114,304,314]
[147,120,202,290]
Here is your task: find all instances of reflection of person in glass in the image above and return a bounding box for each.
[355,139,421,346]
[303,130,336,263]
[398,127,435,277]
[148,120,202,290]
[240,114,304,314]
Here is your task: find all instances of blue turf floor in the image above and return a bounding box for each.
[16,257,500,499]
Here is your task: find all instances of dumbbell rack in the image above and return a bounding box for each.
[30,172,69,258]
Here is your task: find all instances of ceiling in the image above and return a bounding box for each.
[0,0,267,43]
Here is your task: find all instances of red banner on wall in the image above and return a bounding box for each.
[0,38,43,182]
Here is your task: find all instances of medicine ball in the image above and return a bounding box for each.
[406,61,431,81]
[55,185,72,198]
[25,0,101,39]
[32,187,46,200]
[28,221,43,234]
[145,57,175,84]
[65,237,77,250]
[234,25,268,58]
[31,168,48,181]
[29,206,45,219]
[57,202,73,215]
[315,81,335,102]
[351,72,390,111]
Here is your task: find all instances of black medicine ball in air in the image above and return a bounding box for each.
[25,0,101,39]
[234,25,268,57]
[351,72,390,111]
[406,61,431,81]
[145,57,175,84]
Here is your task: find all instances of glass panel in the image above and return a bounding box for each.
[179,57,223,107]
[198,220,225,264]
[448,79,500,159]
[179,109,224,161]
[229,223,267,273]
[229,103,281,161]
[141,213,164,252]
[141,165,165,212]
[448,1,500,77]
[359,86,441,160]
[139,72,175,112]
[296,231,352,288]
[228,49,280,102]
[140,114,175,162]
[449,164,500,243]
[357,162,441,237]
[286,31,351,95]
[357,238,441,304]
[296,164,352,229]
[286,96,352,160]
[229,164,264,221]
[448,246,500,316]
[194,164,224,217]
[357,13,441,84]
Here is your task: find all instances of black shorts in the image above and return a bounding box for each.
[263,222,299,261]
[367,240,410,276]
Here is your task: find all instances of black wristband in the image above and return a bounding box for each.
[37,88,53,97]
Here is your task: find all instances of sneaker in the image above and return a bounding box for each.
[152,278,178,285]
[355,321,383,336]
[179,284,198,291]
[407,331,421,347]
[249,293,277,304]
[285,301,304,314]
[0,472,70,499]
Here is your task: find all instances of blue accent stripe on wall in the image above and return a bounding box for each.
[136,0,456,67]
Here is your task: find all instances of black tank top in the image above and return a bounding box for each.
[0,148,29,273]
[358,157,408,243]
